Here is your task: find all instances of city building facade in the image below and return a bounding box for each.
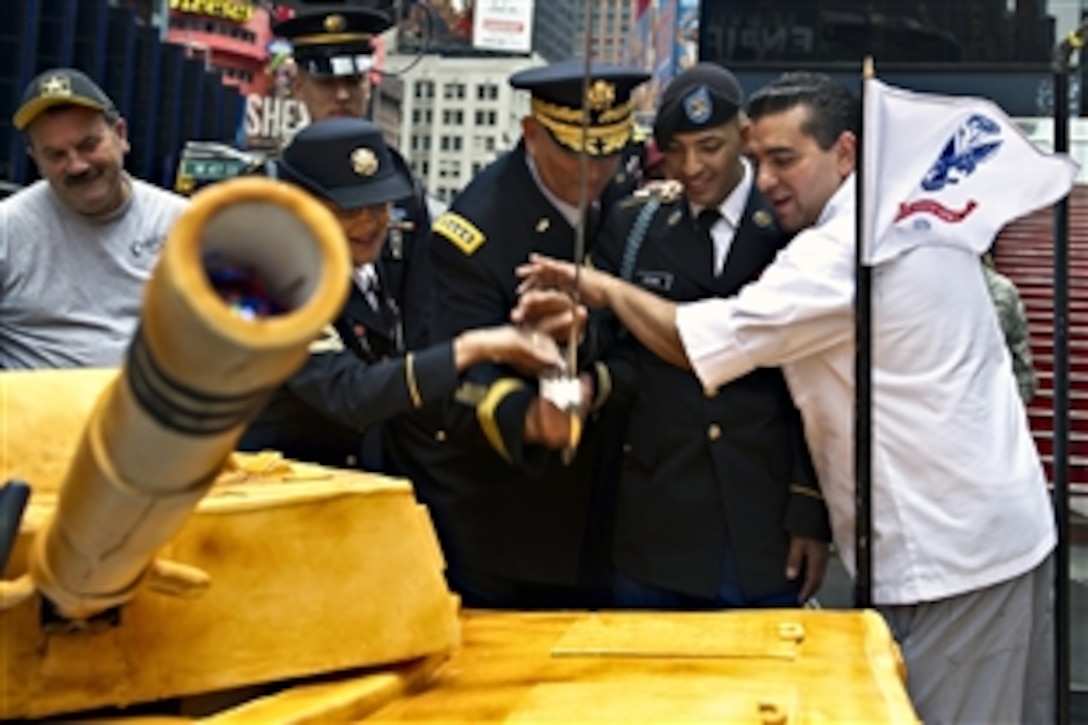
[570,0,636,62]
[531,0,577,61]
[395,52,542,203]
[165,0,273,96]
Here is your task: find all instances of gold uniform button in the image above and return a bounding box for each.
[704,386,718,399]
[707,424,721,441]
[435,430,447,442]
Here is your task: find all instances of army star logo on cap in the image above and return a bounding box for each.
[586,80,616,112]
[40,74,72,99]
[753,209,773,228]
[324,13,347,32]
[351,148,379,177]
[683,85,713,125]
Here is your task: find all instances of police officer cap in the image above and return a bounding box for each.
[13,68,117,130]
[279,118,412,210]
[654,63,744,149]
[274,2,394,77]
[510,60,650,157]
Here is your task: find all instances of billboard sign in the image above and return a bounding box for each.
[473,0,534,54]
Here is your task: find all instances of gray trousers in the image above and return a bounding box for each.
[879,553,1055,725]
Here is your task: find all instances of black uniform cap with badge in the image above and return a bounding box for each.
[653,62,745,150]
[510,60,650,157]
[273,1,395,78]
[278,117,413,209]
[13,68,118,131]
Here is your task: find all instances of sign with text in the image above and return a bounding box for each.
[244,94,310,149]
[169,0,254,23]
[473,0,534,54]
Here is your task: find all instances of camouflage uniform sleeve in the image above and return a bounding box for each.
[983,264,1038,403]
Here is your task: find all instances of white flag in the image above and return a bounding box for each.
[861,78,1078,265]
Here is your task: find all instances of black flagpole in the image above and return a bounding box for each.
[1051,23,1084,725]
[853,57,874,608]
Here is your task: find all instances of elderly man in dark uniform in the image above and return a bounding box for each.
[385,61,649,609]
[238,118,565,467]
[576,63,831,608]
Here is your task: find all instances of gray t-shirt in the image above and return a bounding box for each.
[0,178,188,369]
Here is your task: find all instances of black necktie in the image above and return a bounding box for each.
[696,208,721,274]
[696,208,721,237]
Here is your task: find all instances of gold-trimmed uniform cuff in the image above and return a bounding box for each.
[476,378,527,463]
[405,352,423,409]
[790,483,824,500]
[591,361,612,411]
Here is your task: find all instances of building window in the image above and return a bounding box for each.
[444,83,466,100]
[476,83,499,101]
[438,159,460,179]
[414,81,434,99]
[474,109,497,126]
[442,109,464,125]
[168,15,255,43]
[440,135,463,151]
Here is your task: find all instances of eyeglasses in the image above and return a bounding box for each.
[328,202,392,228]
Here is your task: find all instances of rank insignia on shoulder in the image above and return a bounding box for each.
[433,212,486,255]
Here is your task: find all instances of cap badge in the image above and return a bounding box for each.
[683,85,713,125]
[351,148,379,177]
[40,74,72,99]
[586,80,616,112]
[753,209,773,228]
[324,13,347,33]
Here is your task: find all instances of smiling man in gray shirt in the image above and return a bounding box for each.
[0,68,186,369]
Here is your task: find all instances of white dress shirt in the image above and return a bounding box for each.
[353,263,381,311]
[675,175,1055,605]
[693,157,753,275]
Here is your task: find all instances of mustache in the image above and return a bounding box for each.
[64,169,101,187]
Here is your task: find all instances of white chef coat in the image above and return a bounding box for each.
[676,175,1055,605]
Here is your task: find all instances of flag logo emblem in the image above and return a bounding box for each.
[683,85,712,124]
[921,114,1003,192]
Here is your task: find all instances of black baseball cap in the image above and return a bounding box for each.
[13,68,117,130]
[278,118,412,210]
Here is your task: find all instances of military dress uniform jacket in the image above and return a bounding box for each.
[238,272,455,469]
[395,141,608,589]
[591,189,831,601]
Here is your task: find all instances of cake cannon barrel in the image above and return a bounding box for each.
[22,177,350,620]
